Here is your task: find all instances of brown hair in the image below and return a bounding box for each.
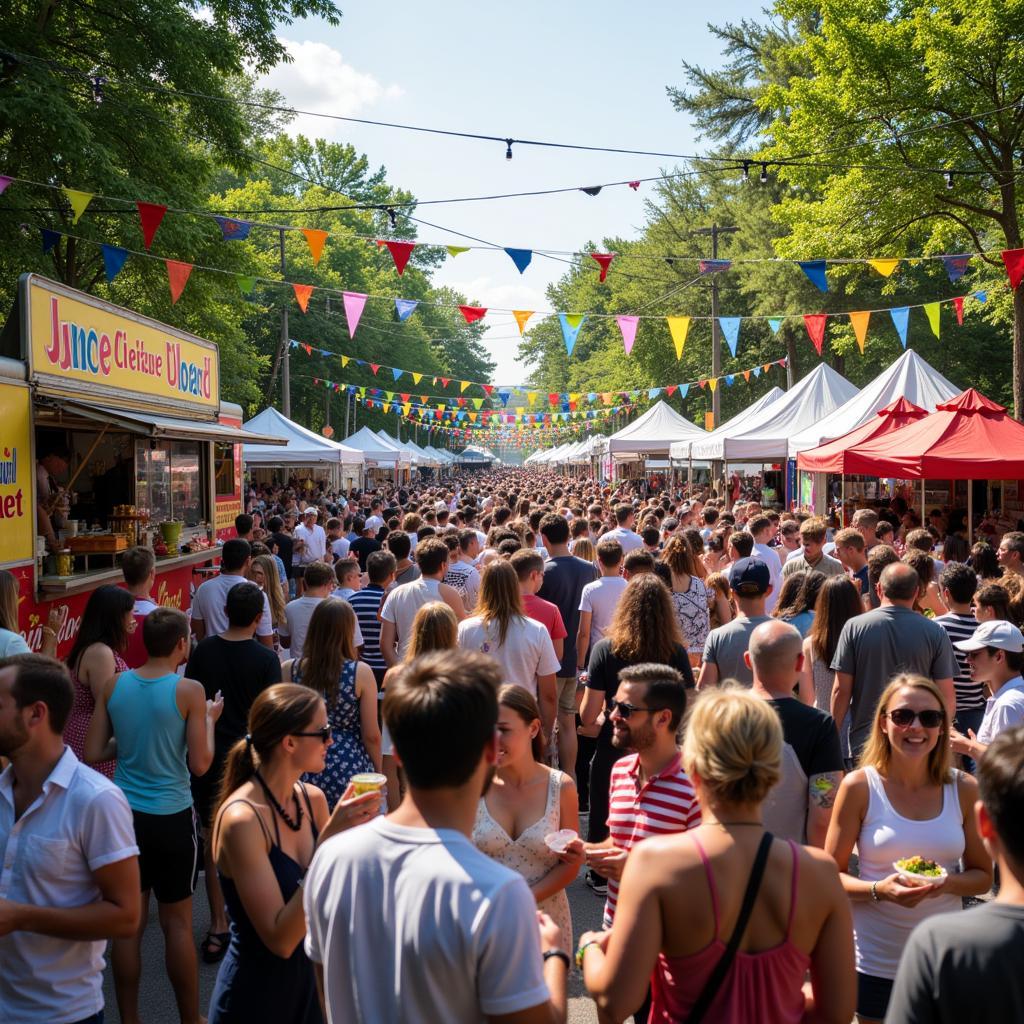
[0,570,19,633]
[475,559,526,647]
[498,683,546,763]
[250,554,285,627]
[808,575,862,665]
[406,601,459,659]
[121,546,156,586]
[605,574,682,663]
[297,599,358,702]
[661,535,700,578]
[571,537,596,563]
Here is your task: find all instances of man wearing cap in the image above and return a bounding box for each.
[697,558,774,689]
[950,620,1024,763]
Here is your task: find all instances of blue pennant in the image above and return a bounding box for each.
[890,306,910,349]
[942,255,971,283]
[504,248,533,274]
[394,298,418,321]
[648,388,661,399]
[101,244,129,282]
[725,374,735,386]
[768,318,784,335]
[719,317,741,358]
[798,260,829,292]
[392,367,403,382]
[752,366,761,378]
[41,228,61,254]
[974,291,987,304]
[498,390,511,406]
[558,314,586,356]
[676,384,689,399]
[214,216,252,240]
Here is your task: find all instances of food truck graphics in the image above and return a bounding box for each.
[0,275,281,657]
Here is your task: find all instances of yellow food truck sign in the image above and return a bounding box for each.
[23,275,219,414]
[0,381,36,566]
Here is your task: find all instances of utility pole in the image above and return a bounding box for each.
[279,229,291,418]
[691,224,738,428]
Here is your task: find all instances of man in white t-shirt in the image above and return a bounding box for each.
[748,514,783,614]
[303,650,568,1024]
[364,498,385,535]
[280,561,363,659]
[191,539,274,647]
[577,538,627,667]
[294,508,327,573]
[603,503,644,554]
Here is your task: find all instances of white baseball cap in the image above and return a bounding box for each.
[954,620,1024,653]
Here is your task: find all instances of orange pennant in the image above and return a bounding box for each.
[293,283,314,313]
[848,311,871,354]
[513,310,535,335]
[165,260,193,304]
[302,229,329,266]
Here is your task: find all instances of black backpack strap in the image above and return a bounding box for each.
[686,832,774,1024]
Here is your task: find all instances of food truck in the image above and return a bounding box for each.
[0,274,282,656]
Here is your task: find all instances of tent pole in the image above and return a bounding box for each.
[920,478,925,524]
[968,482,974,546]
[841,475,846,526]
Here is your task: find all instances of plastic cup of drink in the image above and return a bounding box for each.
[544,829,579,854]
[350,772,387,796]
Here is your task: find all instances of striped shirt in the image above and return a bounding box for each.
[934,612,986,712]
[604,751,701,926]
[348,585,387,675]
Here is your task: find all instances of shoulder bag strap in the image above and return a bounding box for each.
[686,832,774,1024]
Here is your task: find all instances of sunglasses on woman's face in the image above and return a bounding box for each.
[293,725,332,743]
[887,708,944,729]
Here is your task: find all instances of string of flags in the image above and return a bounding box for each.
[6,174,1024,290]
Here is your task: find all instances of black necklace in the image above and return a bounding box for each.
[254,769,303,832]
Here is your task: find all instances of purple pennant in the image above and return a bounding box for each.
[0,175,12,195]
[214,216,253,241]
[941,254,971,283]
[699,259,732,274]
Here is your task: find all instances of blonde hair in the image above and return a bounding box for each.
[858,674,951,785]
[571,537,595,563]
[705,571,736,629]
[406,601,458,660]
[683,686,782,805]
[475,559,525,648]
[250,555,285,627]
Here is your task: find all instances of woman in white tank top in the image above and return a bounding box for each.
[826,673,992,1024]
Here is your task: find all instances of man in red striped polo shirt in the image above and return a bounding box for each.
[569,663,701,928]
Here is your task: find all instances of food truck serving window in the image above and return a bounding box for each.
[214,442,236,498]
[136,439,205,527]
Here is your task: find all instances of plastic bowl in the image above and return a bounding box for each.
[893,860,948,885]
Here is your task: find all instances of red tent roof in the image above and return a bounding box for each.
[797,397,929,474]
[842,389,1024,479]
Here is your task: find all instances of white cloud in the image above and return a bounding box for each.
[259,39,403,139]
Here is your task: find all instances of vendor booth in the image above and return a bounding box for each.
[0,274,283,656]
[343,425,411,483]
[607,400,705,481]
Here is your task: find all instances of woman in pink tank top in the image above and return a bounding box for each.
[580,687,855,1024]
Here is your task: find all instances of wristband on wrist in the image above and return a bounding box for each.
[543,948,571,971]
[575,940,600,968]
[870,880,880,902]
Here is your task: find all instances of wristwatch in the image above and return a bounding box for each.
[543,948,571,970]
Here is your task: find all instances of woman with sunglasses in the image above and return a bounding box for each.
[208,684,380,1024]
[826,674,991,1023]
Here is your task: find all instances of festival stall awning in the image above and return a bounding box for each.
[796,397,930,474]
[343,426,407,466]
[669,387,784,462]
[690,363,858,462]
[375,430,422,464]
[607,400,705,459]
[788,349,959,458]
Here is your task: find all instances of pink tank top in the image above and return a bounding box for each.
[649,836,811,1024]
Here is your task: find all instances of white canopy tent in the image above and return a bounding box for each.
[401,439,439,466]
[689,363,859,462]
[376,430,424,465]
[669,387,785,462]
[343,426,410,474]
[424,445,456,465]
[607,400,705,460]
[787,349,960,457]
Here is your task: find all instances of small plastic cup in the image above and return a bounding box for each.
[350,772,387,796]
[544,829,579,854]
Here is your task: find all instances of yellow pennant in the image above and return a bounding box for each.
[513,310,535,335]
[708,377,718,392]
[667,316,691,359]
[460,380,470,393]
[924,302,941,339]
[402,402,412,416]
[527,392,537,406]
[848,310,871,354]
[868,258,900,278]
[64,189,94,225]
[341,355,350,368]
[446,246,469,258]
[412,372,422,385]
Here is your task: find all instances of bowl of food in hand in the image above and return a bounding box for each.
[893,857,948,885]
[544,829,579,854]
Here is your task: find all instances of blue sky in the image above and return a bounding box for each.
[260,0,762,385]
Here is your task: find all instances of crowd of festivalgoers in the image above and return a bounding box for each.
[3,468,1024,1023]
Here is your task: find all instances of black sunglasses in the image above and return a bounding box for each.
[293,725,332,743]
[887,708,944,729]
[608,699,652,719]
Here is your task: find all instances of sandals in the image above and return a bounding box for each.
[201,930,230,964]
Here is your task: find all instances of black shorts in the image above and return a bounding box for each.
[132,806,200,904]
[190,755,227,830]
[856,971,894,1020]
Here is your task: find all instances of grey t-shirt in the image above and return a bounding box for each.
[886,902,1024,1024]
[701,615,772,686]
[831,605,957,756]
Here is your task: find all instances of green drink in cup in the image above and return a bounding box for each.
[350,772,387,796]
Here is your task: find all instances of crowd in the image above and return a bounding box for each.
[3,467,1024,1023]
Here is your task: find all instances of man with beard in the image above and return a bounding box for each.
[303,650,569,1023]
[0,655,140,1024]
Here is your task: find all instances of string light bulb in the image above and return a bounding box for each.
[386,207,397,229]
[742,161,751,181]
[944,170,954,189]
[759,163,769,184]
[89,68,107,104]
[505,138,513,160]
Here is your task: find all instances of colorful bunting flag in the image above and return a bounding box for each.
[580,186,602,197]
[924,302,941,339]
[504,248,533,274]
[513,310,535,335]
[302,229,329,266]
[942,255,971,283]
[395,298,418,321]
[101,244,129,282]
[591,253,615,282]
[136,202,167,249]
[665,316,690,359]
[558,314,586,356]
[1001,248,1024,290]
[719,317,741,358]
[699,259,731,275]
[214,216,252,241]
[460,380,470,393]
[378,239,416,275]
[890,306,910,348]
[768,318,784,335]
[0,175,11,194]
[236,275,257,295]
[165,260,193,304]
[868,258,900,278]
[677,384,689,399]
[392,367,404,382]
[708,377,718,392]
[849,310,871,354]
[616,315,639,356]
[953,296,964,326]
[803,313,827,355]
[343,291,367,338]
[459,305,487,323]
[412,372,423,385]
[41,228,61,254]
[64,189,93,225]
[798,259,828,292]
[292,283,313,313]
[446,246,469,258]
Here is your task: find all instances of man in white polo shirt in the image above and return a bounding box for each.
[191,539,274,648]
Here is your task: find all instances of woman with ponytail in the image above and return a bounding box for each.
[208,683,379,1024]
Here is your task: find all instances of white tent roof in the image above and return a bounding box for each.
[608,400,705,458]
[343,426,407,465]
[532,443,570,465]
[669,387,784,461]
[243,407,366,466]
[787,349,960,457]
[424,445,456,463]
[401,440,438,465]
[376,430,422,463]
[690,363,859,462]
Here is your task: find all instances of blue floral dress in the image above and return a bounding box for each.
[294,659,374,807]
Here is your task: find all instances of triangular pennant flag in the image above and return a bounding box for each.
[942,254,971,283]
[63,189,93,225]
[743,370,751,382]
[399,392,410,402]
[798,259,828,292]
[214,216,252,241]
[512,310,535,336]
[341,356,350,368]
[676,384,689,399]
[591,253,614,281]
[301,229,329,266]
[499,390,511,406]
[460,380,470,393]
[752,366,761,378]
[580,186,602,197]
[440,377,451,388]
[665,385,678,397]
[719,317,741,358]
[975,290,987,303]
[472,398,484,410]
[889,306,910,348]
[504,248,533,274]
[0,175,12,194]
[136,202,167,249]
[482,384,494,396]
[768,318,784,335]
[953,296,964,325]
[101,244,129,282]
[699,259,731,274]
[803,313,827,355]
[849,311,871,354]
[342,292,368,338]
[445,246,469,258]
[292,283,313,313]
[924,302,941,339]
[708,377,718,392]
[370,364,380,375]
[402,402,412,416]
[378,239,416,275]
[558,314,586,356]
[616,315,639,355]
[165,260,193,304]
[667,317,690,359]
[1001,248,1024,290]
[394,297,418,321]
[392,367,404,382]
[41,228,61,254]
[528,392,538,406]
[412,372,423,385]
[868,258,900,278]
[236,275,257,295]
[459,305,487,323]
